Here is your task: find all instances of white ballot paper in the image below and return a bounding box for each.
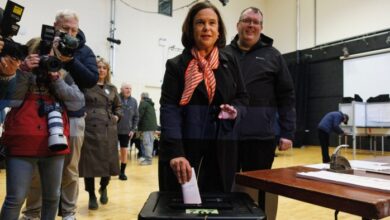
[181,167,202,204]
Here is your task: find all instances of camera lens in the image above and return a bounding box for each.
[39,55,62,72]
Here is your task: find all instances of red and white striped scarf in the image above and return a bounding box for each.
[179,47,219,106]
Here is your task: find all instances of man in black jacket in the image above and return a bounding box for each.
[21,9,98,220]
[225,6,296,214]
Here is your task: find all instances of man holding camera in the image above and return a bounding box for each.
[21,10,98,220]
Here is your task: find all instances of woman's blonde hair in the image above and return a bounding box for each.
[96,57,111,83]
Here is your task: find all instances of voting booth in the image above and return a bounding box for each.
[138,191,265,220]
[339,101,390,157]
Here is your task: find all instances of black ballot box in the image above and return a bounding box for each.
[138,191,265,220]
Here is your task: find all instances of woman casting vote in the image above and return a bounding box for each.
[158,1,248,193]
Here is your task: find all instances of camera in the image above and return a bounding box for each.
[39,55,62,73]
[45,102,68,151]
[33,25,62,82]
[0,0,27,60]
[57,32,79,57]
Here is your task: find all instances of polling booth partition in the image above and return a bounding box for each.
[340,101,390,157]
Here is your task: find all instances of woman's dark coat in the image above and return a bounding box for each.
[159,49,248,192]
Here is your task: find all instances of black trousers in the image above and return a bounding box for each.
[318,129,330,163]
[237,139,276,210]
[84,177,110,194]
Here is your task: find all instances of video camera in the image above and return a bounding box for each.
[57,31,79,57]
[0,0,27,60]
[34,24,79,82]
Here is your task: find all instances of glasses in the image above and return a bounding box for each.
[240,18,262,26]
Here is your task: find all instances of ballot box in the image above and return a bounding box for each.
[138,191,265,220]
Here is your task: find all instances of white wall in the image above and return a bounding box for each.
[262,0,390,53]
[315,0,390,45]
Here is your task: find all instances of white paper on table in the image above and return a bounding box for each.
[349,160,390,171]
[181,167,202,204]
[297,170,390,193]
[304,163,330,170]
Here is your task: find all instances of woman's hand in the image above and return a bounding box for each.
[218,104,237,120]
[0,37,4,53]
[20,54,40,72]
[113,115,119,122]
[0,56,21,77]
[48,71,63,81]
[170,157,192,184]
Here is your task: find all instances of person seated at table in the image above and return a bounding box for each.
[317,111,349,163]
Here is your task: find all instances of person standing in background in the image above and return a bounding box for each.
[225,6,296,217]
[78,57,121,210]
[137,92,157,166]
[117,83,139,180]
[318,111,348,163]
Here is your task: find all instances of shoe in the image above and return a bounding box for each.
[99,188,108,204]
[139,160,152,166]
[88,197,99,210]
[63,214,76,220]
[19,215,40,220]
[119,173,128,180]
[138,157,145,162]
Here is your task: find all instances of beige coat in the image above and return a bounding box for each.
[79,83,122,177]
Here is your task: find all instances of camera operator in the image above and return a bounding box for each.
[0,35,85,220]
[20,10,99,220]
[0,54,20,101]
[0,3,26,101]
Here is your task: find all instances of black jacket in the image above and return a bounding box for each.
[225,34,296,140]
[63,29,98,117]
[64,29,98,90]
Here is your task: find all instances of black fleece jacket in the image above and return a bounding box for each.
[225,34,296,140]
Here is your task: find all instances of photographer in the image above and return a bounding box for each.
[21,10,98,220]
[0,3,26,101]
[0,54,20,101]
[0,36,85,220]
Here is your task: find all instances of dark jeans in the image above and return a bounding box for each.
[237,139,276,210]
[318,129,330,163]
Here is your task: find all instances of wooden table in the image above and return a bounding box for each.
[236,166,390,219]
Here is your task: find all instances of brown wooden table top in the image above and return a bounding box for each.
[236,165,390,219]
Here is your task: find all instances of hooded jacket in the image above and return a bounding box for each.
[138,97,157,131]
[63,29,98,90]
[225,34,296,141]
[63,30,98,117]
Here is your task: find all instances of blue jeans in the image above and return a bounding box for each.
[0,155,65,220]
[141,131,154,162]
